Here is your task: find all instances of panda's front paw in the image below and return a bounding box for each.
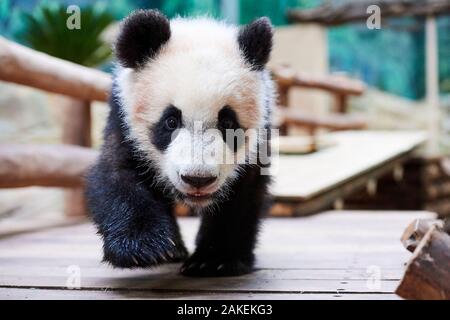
[180,251,253,277]
[102,233,188,268]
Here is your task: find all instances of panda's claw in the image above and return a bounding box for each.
[180,252,252,277]
[102,234,188,268]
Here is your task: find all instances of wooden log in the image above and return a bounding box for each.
[272,65,365,96]
[287,0,450,26]
[396,225,450,300]
[62,99,92,217]
[400,219,443,253]
[0,36,111,101]
[0,144,97,188]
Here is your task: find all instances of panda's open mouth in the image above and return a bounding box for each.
[178,189,219,206]
[184,192,213,202]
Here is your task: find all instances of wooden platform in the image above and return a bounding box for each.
[0,210,434,300]
[271,131,426,215]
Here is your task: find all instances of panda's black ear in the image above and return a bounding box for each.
[238,17,273,71]
[115,9,171,69]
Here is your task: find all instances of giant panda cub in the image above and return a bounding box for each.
[86,9,275,277]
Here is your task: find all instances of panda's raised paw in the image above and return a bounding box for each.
[180,252,253,277]
[102,234,188,269]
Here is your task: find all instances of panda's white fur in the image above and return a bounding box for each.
[116,17,275,207]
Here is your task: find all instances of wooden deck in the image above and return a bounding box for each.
[0,210,434,300]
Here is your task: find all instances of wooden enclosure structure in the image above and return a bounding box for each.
[0,36,367,218]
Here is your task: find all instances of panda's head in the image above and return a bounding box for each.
[115,10,274,208]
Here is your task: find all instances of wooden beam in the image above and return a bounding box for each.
[287,0,450,26]
[0,36,111,101]
[396,224,450,300]
[272,65,365,96]
[0,144,97,188]
[425,15,441,156]
[280,108,367,132]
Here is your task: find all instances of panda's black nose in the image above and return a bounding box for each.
[181,175,217,188]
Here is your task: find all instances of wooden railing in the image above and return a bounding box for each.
[0,36,109,216]
[0,36,366,217]
[271,65,366,135]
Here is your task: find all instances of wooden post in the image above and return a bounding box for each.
[278,84,290,135]
[335,93,348,113]
[425,15,440,155]
[62,99,92,217]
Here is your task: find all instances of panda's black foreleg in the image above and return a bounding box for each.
[181,168,270,277]
[86,161,188,268]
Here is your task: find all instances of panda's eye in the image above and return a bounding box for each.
[219,118,235,130]
[165,116,179,130]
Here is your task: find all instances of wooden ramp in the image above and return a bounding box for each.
[0,211,434,300]
[271,131,426,215]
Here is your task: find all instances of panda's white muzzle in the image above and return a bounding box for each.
[163,125,237,205]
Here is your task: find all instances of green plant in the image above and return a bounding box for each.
[17,3,114,67]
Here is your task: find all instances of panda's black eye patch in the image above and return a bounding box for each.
[218,106,240,131]
[218,106,242,152]
[219,117,235,130]
[151,105,182,151]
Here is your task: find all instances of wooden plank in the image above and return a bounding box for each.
[0,277,399,294]
[276,153,412,215]
[271,131,426,200]
[0,288,400,300]
[0,266,405,280]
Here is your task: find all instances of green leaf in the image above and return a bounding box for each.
[16,3,114,67]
